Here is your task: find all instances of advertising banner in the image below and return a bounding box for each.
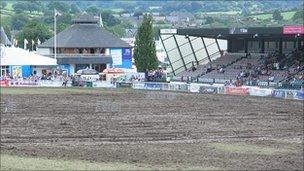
[285,90,295,99]
[10,80,39,87]
[189,83,201,93]
[217,86,225,94]
[283,26,304,34]
[294,91,304,100]
[273,90,286,98]
[168,82,189,91]
[116,82,132,88]
[225,86,249,96]
[132,82,145,89]
[92,82,116,88]
[12,66,22,78]
[144,83,162,90]
[249,87,273,97]
[229,27,248,34]
[199,86,217,94]
[0,80,9,87]
[162,83,169,91]
[110,49,122,66]
[39,80,68,87]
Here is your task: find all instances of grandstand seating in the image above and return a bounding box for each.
[174,49,304,87]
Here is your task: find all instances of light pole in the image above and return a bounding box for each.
[54,9,57,60]
[295,33,300,50]
[54,9,61,60]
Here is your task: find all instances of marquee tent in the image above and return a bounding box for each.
[0,46,57,66]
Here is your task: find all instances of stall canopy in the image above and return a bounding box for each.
[102,68,124,74]
[76,67,98,75]
[0,46,57,66]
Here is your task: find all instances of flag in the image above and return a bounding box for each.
[99,14,104,27]
[13,38,18,46]
[24,39,28,49]
[37,39,41,45]
[54,9,62,17]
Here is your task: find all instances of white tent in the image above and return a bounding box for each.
[0,46,57,66]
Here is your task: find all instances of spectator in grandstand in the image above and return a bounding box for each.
[218,65,225,73]
[224,79,233,86]
[245,53,251,58]
[235,78,241,86]
[246,63,252,70]
[206,63,212,73]
[268,75,275,82]
[181,75,184,82]
[240,71,245,78]
[145,68,165,82]
[191,61,197,71]
[145,69,149,79]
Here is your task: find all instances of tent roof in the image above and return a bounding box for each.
[0,46,57,66]
[102,68,124,74]
[0,27,12,46]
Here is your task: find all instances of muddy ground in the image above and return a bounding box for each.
[1,88,303,170]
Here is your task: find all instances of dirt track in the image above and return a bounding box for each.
[1,89,303,170]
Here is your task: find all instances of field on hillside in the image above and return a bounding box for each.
[252,11,296,20]
[0,87,303,170]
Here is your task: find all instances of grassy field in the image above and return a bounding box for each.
[0,154,221,170]
[0,154,155,170]
[1,140,298,170]
[252,11,296,20]
[209,142,298,156]
[203,11,240,15]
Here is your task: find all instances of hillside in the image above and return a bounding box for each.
[0,0,303,48]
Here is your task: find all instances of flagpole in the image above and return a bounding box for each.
[54,9,57,60]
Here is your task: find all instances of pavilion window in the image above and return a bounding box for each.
[90,48,94,54]
[100,48,106,55]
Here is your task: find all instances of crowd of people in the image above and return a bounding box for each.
[178,47,304,88]
[145,68,166,82]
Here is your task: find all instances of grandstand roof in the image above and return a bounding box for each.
[162,26,304,39]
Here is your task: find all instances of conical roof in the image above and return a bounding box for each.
[0,27,12,46]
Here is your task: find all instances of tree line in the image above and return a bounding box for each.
[0,1,133,49]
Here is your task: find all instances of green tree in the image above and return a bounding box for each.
[204,16,214,25]
[133,15,158,72]
[272,9,283,21]
[86,6,100,15]
[105,21,133,37]
[101,11,121,27]
[0,1,7,9]
[133,11,143,18]
[12,2,29,13]
[292,9,304,21]
[11,13,29,30]
[47,2,70,13]
[70,3,81,14]
[17,21,52,49]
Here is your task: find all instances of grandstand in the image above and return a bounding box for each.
[160,26,304,89]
